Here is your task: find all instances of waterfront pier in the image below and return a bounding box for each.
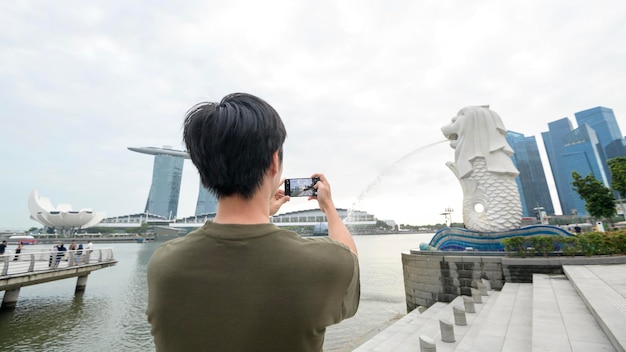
[0,248,117,309]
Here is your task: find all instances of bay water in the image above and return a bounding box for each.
[0,233,434,351]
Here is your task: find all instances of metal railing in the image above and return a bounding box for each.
[0,248,115,277]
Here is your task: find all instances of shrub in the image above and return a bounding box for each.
[531,236,556,257]
[502,237,529,257]
[501,231,626,257]
[560,237,578,257]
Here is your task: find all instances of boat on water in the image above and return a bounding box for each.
[8,235,38,245]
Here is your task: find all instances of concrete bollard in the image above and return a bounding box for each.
[418,306,428,313]
[471,288,482,303]
[463,296,476,313]
[439,319,455,343]
[477,282,488,296]
[419,335,437,352]
[482,278,492,291]
[453,306,467,326]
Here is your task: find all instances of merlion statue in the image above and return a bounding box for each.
[441,106,522,232]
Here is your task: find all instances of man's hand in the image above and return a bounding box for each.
[309,173,357,255]
[270,180,290,216]
[309,173,335,214]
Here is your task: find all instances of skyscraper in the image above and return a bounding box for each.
[129,145,219,219]
[129,146,189,219]
[561,125,609,215]
[195,183,218,215]
[575,106,626,175]
[506,131,555,217]
[541,118,575,215]
[541,107,621,217]
[575,107,622,149]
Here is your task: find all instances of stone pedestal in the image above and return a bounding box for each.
[419,335,437,352]
[463,296,475,313]
[471,288,482,303]
[440,318,455,342]
[478,282,488,296]
[453,305,467,326]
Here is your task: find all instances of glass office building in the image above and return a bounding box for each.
[506,131,555,217]
[541,107,622,217]
[575,106,625,175]
[561,125,609,216]
[575,107,622,149]
[541,118,576,215]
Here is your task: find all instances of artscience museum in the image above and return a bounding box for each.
[28,190,105,231]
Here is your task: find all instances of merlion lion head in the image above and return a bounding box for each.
[441,106,518,179]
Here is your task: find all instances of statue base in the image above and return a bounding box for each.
[423,225,574,251]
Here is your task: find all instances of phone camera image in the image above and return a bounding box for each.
[285,178,320,197]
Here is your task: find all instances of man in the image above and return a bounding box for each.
[55,242,67,267]
[0,240,6,255]
[146,93,360,352]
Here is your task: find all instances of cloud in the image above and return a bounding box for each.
[1,0,626,229]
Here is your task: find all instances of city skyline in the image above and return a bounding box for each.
[126,106,626,224]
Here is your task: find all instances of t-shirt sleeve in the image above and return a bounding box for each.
[341,252,360,319]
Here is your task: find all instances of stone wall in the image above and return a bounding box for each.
[402,252,504,311]
[402,251,626,312]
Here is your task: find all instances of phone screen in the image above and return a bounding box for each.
[285,178,317,197]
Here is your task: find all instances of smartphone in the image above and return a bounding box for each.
[285,177,320,197]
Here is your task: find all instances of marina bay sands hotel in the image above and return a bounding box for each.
[128,146,217,219]
[124,146,378,231]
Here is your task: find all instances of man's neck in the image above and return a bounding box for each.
[213,192,271,225]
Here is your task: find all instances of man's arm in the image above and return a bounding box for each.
[311,173,358,256]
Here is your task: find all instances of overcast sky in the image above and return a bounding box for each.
[2,1,626,230]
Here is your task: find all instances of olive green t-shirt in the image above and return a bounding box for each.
[146,222,360,352]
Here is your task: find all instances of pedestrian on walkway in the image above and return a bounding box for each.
[55,243,67,267]
[13,241,23,261]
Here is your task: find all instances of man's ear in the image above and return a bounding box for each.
[270,150,281,175]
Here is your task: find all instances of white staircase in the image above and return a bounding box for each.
[353,264,626,352]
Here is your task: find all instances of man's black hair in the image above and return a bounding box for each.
[183,93,287,199]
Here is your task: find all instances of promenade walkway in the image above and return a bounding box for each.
[0,248,117,309]
[353,263,626,352]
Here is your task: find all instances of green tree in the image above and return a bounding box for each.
[608,157,626,197]
[608,157,626,218]
[571,171,616,223]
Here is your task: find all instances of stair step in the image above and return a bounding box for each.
[501,283,532,352]
[532,273,616,352]
[564,265,626,352]
[453,283,533,352]
[440,291,500,352]
[352,301,450,351]
[390,293,498,352]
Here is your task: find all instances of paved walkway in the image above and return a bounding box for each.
[352,264,626,352]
